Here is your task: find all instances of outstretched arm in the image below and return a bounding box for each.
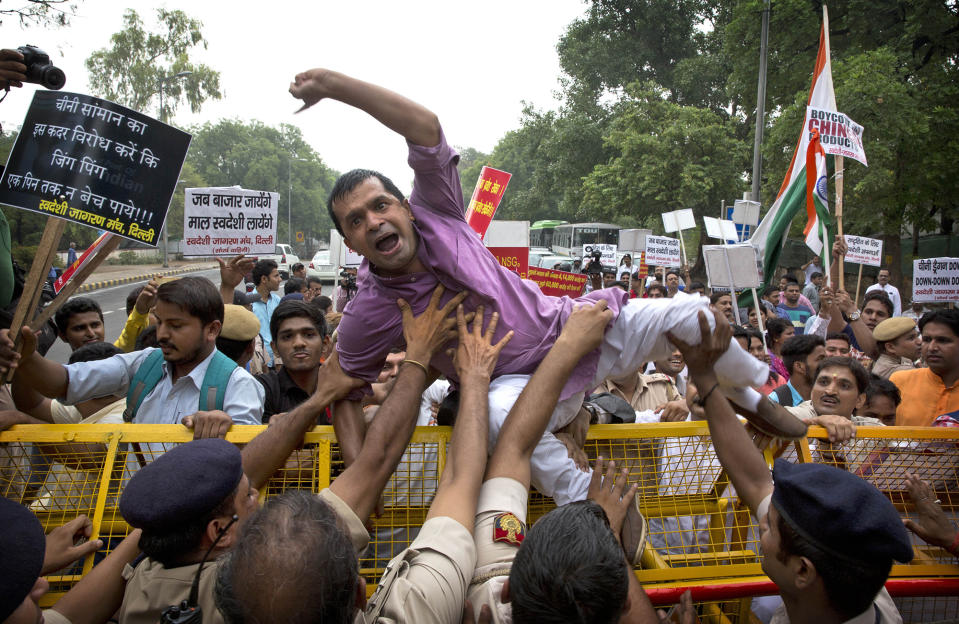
[667,310,773,514]
[0,326,68,397]
[289,68,441,147]
[426,306,512,530]
[485,301,612,489]
[330,285,469,521]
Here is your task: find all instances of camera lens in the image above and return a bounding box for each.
[42,66,66,90]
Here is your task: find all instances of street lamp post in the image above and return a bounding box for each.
[288,156,307,247]
[159,70,192,268]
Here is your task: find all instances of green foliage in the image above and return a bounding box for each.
[85,8,221,119]
[186,119,339,245]
[106,250,162,265]
[0,0,78,27]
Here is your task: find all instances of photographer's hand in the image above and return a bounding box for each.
[0,49,26,89]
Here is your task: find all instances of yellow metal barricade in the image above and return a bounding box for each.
[2,422,958,620]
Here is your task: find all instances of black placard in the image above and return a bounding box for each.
[0,91,191,247]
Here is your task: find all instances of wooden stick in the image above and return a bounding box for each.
[4,218,67,382]
[835,155,845,291]
[29,235,122,332]
[855,263,864,307]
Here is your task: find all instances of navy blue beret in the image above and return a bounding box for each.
[772,459,914,565]
[0,497,46,620]
[120,438,243,531]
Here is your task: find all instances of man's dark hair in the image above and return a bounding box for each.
[284,277,306,296]
[765,317,792,344]
[156,277,224,327]
[509,500,629,624]
[763,284,779,298]
[826,332,850,346]
[609,281,628,292]
[312,295,333,315]
[865,375,901,408]
[135,325,158,350]
[862,290,893,317]
[665,269,680,279]
[126,285,145,315]
[291,262,304,274]
[327,169,406,236]
[54,297,103,335]
[919,309,959,339]
[252,259,278,288]
[776,511,890,618]
[306,276,323,288]
[689,281,705,292]
[744,327,764,343]
[139,487,237,568]
[709,291,730,305]
[781,334,825,376]
[215,491,358,624]
[783,275,800,286]
[732,325,750,343]
[68,341,123,364]
[216,336,254,363]
[270,300,327,343]
[646,283,667,297]
[436,389,460,427]
[814,356,870,394]
[810,271,823,280]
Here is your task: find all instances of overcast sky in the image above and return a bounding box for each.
[0,0,588,188]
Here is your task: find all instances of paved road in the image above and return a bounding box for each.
[45,269,335,364]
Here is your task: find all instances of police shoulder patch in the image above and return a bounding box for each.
[493,512,525,546]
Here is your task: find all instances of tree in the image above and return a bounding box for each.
[85,8,221,120]
[0,0,78,27]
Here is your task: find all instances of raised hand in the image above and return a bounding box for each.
[217,255,255,291]
[397,285,471,365]
[666,309,731,377]
[452,305,512,382]
[557,300,613,359]
[134,279,159,315]
[181,410,233,439]
[289,68,332,113]
[587,457,638,544]
[903,473,958,551]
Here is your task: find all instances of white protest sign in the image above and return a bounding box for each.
[662,209,695,233]
[703,217,739,242]
[912,258,959,303]
[184,187,278,256]
[483,220,529,246]
[583,243,617,267]
[805,106,867,166]
[843,235,883,267]
[732,199,761,226]
[703,244,761,289]
[618,228,651,252]
[330,230,363,267]
[644,235,681,267]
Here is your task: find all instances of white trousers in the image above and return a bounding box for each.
[486,293,767,506]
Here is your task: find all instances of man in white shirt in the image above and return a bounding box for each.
[0,276,264,427]
[865,269,902,317]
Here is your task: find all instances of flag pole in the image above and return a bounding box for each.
[835,155,845,291]
[823,224,831,290]
[855,263,864,306]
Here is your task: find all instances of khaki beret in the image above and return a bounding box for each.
[221,304,260,341]
[873,316,916,342]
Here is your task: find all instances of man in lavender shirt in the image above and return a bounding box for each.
[289,68,805,505]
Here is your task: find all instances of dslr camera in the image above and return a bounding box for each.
[339,269,357,292]
[584,247,605,275]
[17,45,66,90]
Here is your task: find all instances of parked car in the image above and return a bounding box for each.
[307,250,338,283]
[535,254,575,271]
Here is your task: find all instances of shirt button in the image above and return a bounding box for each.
[411,277,416,282]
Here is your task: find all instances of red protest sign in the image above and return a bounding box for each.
[465,166,511,238]
[54,232,112,294]
[528,266,587,298]
[488,246,529,279]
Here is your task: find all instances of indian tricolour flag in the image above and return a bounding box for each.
[750,6,837,287]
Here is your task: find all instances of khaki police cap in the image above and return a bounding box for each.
[221,304,260,341]
[873,316,916,342]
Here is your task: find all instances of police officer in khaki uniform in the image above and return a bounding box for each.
[871,317,920,380]
[466,303,661,623]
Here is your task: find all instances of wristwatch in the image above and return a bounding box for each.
[848,310,861,322]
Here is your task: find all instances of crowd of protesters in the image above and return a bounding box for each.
[0,65,957,624]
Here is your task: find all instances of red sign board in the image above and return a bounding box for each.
[465,166,512,238]
[528,266,588,298]
[488,246,529,279]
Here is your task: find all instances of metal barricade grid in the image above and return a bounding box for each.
[1,422,957,620]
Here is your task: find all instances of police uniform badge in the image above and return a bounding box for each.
[493,512,525,546]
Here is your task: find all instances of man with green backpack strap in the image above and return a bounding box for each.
[0,276,264,427]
